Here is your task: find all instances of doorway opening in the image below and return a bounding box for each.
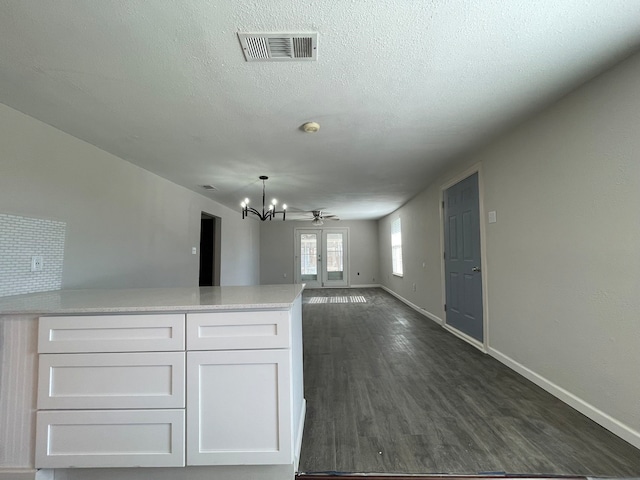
[199,212,221,287]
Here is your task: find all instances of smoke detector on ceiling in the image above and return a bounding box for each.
[237,32,318,62]
[302,122,320,133]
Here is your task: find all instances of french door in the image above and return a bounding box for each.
[294,228,349,288]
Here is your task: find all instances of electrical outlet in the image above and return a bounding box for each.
[283,273,287,278]
[192,247,197,255]
[412,283,417,292]
[31,255,43,272]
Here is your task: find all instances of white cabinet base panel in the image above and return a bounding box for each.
[42,464,296,480]
[36,410,185,468]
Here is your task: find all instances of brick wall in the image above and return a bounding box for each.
[0,214,66,297]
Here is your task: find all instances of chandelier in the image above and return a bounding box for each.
[241,176,287,221]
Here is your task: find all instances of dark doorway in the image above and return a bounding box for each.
[199,213,221,286]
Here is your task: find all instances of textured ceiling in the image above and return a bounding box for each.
[1,1,640,219]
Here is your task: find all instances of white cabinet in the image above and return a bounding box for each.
[35,302,304,471]
[35,313,187,469]
[186,349,292,465]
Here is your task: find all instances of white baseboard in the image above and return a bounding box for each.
[380,286,444,326]
[379,286,640,450]
[442,324,485,352]
[381,286,485,352]
[489,347,640,450]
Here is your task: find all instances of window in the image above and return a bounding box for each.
[391,217,403,276]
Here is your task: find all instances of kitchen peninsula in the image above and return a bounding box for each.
[0,284,305,480]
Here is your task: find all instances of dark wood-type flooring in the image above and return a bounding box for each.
[297,288,640,476]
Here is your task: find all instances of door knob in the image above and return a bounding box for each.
[472,266,481,272]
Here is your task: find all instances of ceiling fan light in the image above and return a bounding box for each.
[312,218,324,226]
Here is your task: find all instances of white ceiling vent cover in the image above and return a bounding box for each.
[238,33,317,62]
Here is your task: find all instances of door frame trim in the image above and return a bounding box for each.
[439,163,489,352]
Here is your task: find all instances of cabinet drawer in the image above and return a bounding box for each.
[187,310,290,350]
[38,313,185,353]
[35,409,185,468]
[38,352,185,409]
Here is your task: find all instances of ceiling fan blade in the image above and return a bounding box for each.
[284,206,307,213]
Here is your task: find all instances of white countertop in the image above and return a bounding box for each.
[0,284,305,315]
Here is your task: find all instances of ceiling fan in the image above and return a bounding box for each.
[309,210,339,226]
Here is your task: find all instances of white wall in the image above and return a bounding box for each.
[0,103,260,288]
[260,220,379,286]
[379,50,640,447]
[378,186,443,313]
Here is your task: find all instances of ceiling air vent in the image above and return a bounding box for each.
[237,33,318,62]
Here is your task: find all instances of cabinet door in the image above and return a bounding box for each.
[186,350,292,465]
[36,409,185,468]
[38,352,185,409]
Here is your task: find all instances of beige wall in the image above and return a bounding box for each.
[260,220,379,286]
[379,50,640,447]
[0,103,260,288]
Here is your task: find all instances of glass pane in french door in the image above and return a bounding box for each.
[300,233,318,282]
[325,233,344,281]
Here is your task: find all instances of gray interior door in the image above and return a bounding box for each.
[444,173,483,341]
